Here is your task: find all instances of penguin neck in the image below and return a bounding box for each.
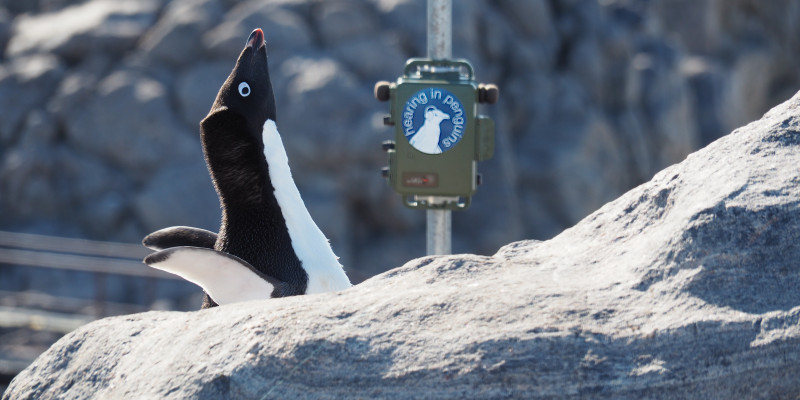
[201,110,272,210]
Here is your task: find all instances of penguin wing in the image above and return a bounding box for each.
[142,226,218,251]
[144,246,280,305]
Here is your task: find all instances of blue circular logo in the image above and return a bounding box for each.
[401,87,466,154]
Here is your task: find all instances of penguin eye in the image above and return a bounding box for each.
[238,82,251,97]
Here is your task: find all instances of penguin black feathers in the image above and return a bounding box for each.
[143,28,351,308]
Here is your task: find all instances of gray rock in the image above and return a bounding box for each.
[16,109,58,147]
[275,55,375,166]
[314,0,377,46]
[174,61,231,128]
[203,1,313,61]
[0,145,58,221]
[0,125,136,238]
[47,55,115,118]
[0,111,62,222]
[133,159,220,235]
[328,34,406,81]
[0,54,64,144]
[6,90,800,399]
[495,0,556,39]
[5,0,161,61]
[61,68,199,181]
[139,0,225,68]
[0,8,10,57]
[372,0,426,57]
[653,0,720,54]
[681,57,726,146]
[55,148,136,239]
[721,50,775,134]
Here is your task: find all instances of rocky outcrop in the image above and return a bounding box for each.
[5,90,800,399]
[1,0,800,285]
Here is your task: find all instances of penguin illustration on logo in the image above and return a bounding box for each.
[409,105,450,154]
[142,28,351,308]
[403,87,466,154]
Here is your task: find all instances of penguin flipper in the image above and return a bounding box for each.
[144,246,281,305]
[142,226,218,251]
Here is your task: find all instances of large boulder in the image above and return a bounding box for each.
[5,89,800,399]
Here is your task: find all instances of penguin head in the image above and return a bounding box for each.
[424,105,450,122]
[208,28,276,136]
[200,28,278,206]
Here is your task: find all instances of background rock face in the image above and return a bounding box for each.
[1,1,799,283]
[5,90,800,400]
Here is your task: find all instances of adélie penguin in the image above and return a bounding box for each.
[142,28,351,308]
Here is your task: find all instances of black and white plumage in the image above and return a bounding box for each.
[143,28,351,308]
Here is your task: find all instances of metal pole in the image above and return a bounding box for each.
[426,0,452,255]
[427,0,451,60]
[427,208,451,255]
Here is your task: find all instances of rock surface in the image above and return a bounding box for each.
[5,91,800,399]
[2,0,800,286]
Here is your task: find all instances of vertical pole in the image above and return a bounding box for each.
[427,208,451,255]
[426,0,452,256]
[427,0,452,60]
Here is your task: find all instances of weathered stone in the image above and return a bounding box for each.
[0,8,11,58]
[133,159,220,235]
[174,61,232,128]
[681,57,726,147]
[0,145,59,221]
[0,132,136,238]
[328,34,406,81]
[203,1,313,61]
[721,50,775,134]
[653,0,720,54]
[372,0,426,57]
[6,90,800,400]
[62,69,198,181]
[275,55,375,166]
[2,1,800,353]
[47,55,115,118]
[5,0,161,61]
[55,148,136,239]
[0,54,64,144]
[495,0,556,40]
[314,0,377,46]
[139,0,225,68]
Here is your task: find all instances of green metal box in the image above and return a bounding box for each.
[378,58,496,210]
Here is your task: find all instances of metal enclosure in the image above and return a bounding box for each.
[378,58,496,210]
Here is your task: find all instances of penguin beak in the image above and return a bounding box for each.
[246,28,265,50]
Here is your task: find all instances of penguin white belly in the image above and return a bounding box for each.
[409,122,442,154]
[261,119,352,293]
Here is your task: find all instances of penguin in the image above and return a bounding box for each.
[409,105,450,154]
[142,28,351,308]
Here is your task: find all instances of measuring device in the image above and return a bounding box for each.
[375,0,498,255]
[375,59,498,210]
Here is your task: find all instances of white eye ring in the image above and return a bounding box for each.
[238,81,251,97]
